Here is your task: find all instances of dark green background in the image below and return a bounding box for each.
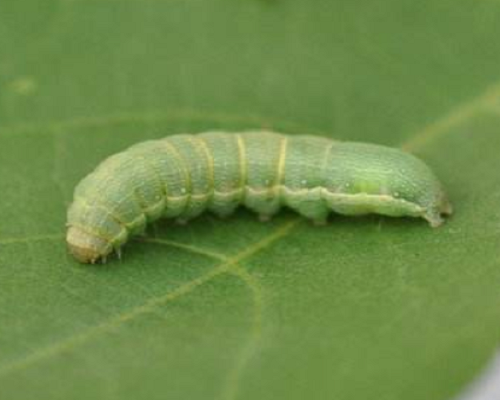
[1,0,500,399]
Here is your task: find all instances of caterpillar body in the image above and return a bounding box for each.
[67,131,452,263]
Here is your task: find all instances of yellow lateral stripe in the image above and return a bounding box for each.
[275,136,288,195]
[192,136,215,201]
[161,139,192,210]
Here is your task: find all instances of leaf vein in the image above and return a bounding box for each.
[401,80,500,151]
[0,219,298,377]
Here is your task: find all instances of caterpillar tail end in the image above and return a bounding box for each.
[66,226,111,264]
[424,196,453,228]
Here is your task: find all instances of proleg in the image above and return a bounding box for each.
[66,131,452,263]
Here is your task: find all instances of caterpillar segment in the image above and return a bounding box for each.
[66,131,452,263]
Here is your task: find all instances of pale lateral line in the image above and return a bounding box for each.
[401,80,500,151]
[0,219,299,377]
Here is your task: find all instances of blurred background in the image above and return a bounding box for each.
[1,1,500,399]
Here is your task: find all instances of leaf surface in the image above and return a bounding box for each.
[1,1,500,399]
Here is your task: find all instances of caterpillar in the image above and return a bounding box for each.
[66,131,452,263]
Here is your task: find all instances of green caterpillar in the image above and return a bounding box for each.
[67,131,452,263]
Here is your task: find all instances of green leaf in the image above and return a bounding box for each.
[1,1,500,399]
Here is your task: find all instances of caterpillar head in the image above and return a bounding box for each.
[66,226,113,264]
